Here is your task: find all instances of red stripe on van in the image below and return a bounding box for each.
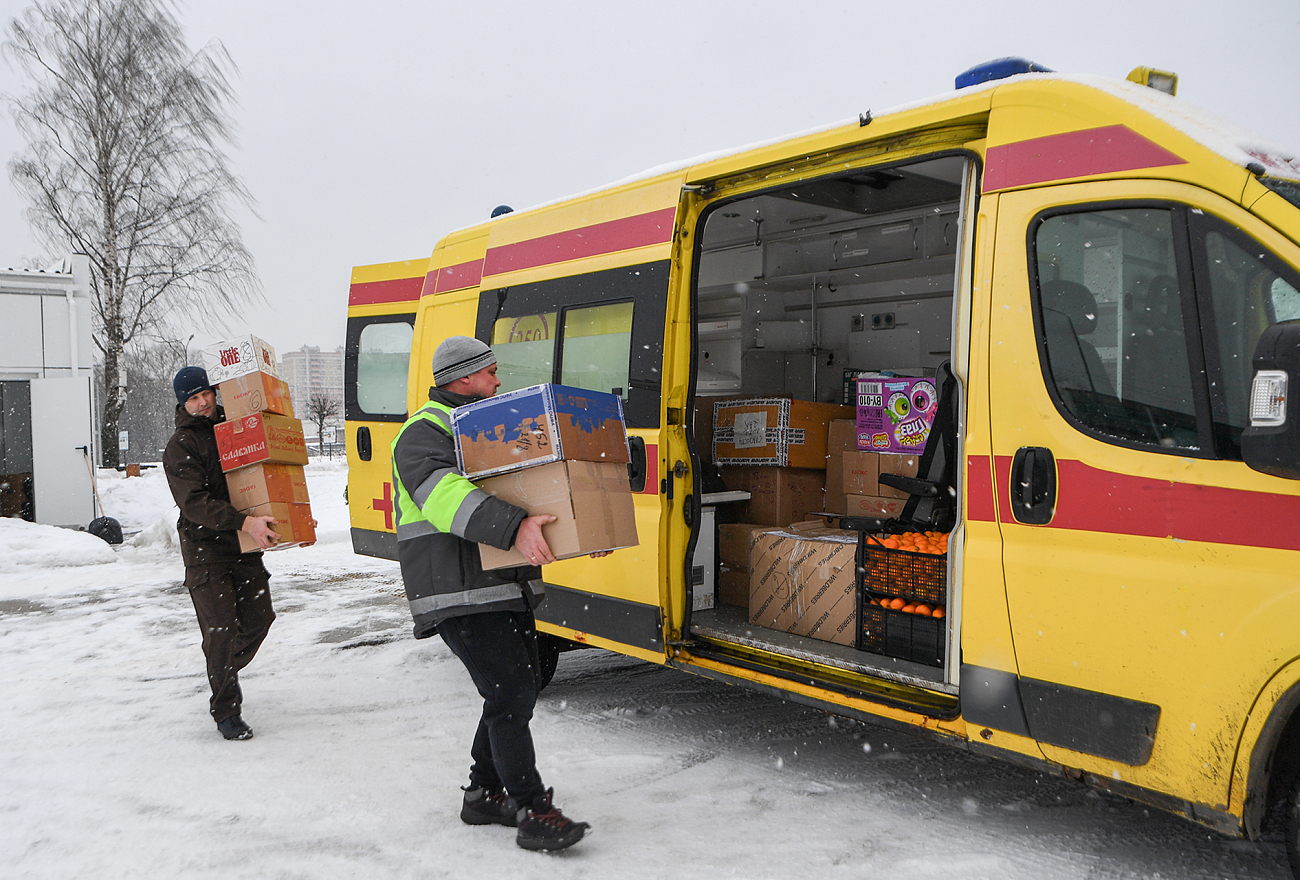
[994,456,1300,551]
[348,275,425,306]
[642,444,659,494]
[429,260,485,294]
[965,455,997,521]
[482,208,677,277]
[983,125,1186,192]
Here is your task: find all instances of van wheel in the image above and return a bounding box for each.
[537,633,563,691]
[1287,770,1300,878]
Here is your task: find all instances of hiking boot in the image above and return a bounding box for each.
[515,788,589,851]
[216,715,253,741]
[460,785,516,827]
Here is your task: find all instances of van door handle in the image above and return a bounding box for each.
[627,436,647,492]
[1010,446,1056,525]
[357,426,372,461]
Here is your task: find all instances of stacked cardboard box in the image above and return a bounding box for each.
[713,398,853,468]
[748,521,858,646]
[717,522,771,607]
[842,451,919,518]
[451,383,639,570]
[202,334,315,552]
[823,419,857,515]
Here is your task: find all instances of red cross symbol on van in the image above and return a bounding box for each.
[373,482,394,530]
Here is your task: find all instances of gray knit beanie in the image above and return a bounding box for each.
[431,336,497,387]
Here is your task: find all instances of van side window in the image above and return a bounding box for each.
[1193,217,1300,457]
[491,312,558,395]
[346,316,414,420]
[559,301,633,398]
[1033,208,1201,451]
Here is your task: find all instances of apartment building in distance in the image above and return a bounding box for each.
[279,345,344,445]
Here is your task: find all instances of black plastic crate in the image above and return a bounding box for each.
[859,603,945,667]
[860,540,947,606]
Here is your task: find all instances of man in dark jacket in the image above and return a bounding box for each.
[391,336,591,852]
[163,366,279,741]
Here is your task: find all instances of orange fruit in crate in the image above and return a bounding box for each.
[915,603,933,616]
[901,603,916,613]
[888,597,906,610]
[933,607,946,619]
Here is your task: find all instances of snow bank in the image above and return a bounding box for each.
[0,517,117,574]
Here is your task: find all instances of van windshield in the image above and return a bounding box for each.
[1261,177,1300,210]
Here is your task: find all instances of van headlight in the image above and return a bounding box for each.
[1250,370,1288,427]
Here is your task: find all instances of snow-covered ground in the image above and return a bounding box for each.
[1,459,1292,879]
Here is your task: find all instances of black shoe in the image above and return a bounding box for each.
[217,715,253,740]
[516,788,589,852]
[460,785,516,827]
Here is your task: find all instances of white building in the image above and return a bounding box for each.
[280,345,344,441]
[0,255,98,527]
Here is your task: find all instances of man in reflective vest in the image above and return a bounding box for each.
[390,336,590,852]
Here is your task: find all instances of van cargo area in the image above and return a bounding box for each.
[687,155,966,689]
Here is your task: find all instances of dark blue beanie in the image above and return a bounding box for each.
[173,366,214,404]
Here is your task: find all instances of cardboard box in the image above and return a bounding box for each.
[713,398,853,468]
[876,453,920,499]
[748,530,799,630]
[789,536,858,647]
[219,371,294,420]
[824,419,857,515]
[846,494,908,518]
[237,500,316,552]
[748,526,859,646]
[453,383,630,480]
[841,451,880,496]
[856,376,938,453]
[225,463,310,509]
[718,465,825,527]
[476,459,639,570]
[201,334,280,385]
[718,568,750,607]
[214,413,309,473]
[717,522,771,570]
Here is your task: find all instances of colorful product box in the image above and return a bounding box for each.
[214,413,309,473]
[713,398,853,468]
[201,334,280,385]
[219,371,294,420]
[475,459,639,570]
[237,501,316,553]
[855,377,938,453]
[225,462,310,509]
[453,383,630,480]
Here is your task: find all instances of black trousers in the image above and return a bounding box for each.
[438,608,545,811]
[185,558,275,723]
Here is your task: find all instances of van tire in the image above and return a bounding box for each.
[537,632,563,691]
[1287,770,1300,879]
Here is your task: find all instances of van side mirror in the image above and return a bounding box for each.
[1242,320,1300,479]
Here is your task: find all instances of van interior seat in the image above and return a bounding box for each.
[1040,279,1114,399]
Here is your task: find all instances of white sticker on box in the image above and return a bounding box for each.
[732,411,767,449]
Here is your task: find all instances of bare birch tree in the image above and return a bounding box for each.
[4,0,259,466]
[305,391,340,459]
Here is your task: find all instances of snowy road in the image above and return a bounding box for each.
[0,460,1292,879]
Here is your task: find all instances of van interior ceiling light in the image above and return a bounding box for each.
[1127,66,1178,96]
[1250,370,1288,427]
[954,57,1053,89]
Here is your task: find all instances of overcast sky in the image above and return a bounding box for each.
[2,0,1299,358]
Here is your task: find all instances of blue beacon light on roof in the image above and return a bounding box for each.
[955,57,1053,89]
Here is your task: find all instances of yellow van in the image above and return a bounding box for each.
[345,59,1300,873]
